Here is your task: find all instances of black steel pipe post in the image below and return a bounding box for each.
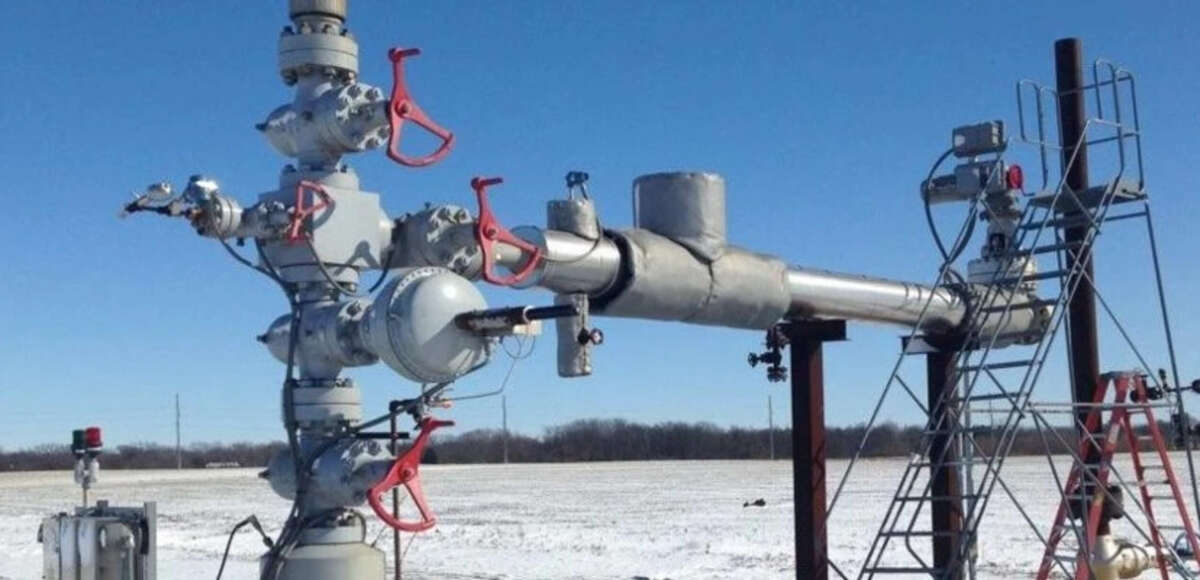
[1056,38,1103,579]
[388,400,403,580]
[926,349,964,580]
[1055,38,1102,444]
[781,319,846,580]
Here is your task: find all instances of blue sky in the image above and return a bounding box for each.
[1,2,1198,448]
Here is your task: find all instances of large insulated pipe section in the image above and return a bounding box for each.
[503,172,1048,341]
[510,173,789,330]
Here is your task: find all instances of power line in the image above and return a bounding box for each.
[768,394,776,461]
[175,393,182,470]
[502,394,509,464]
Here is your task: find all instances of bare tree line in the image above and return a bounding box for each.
[0,442,286,471]
[0,418,1186,471]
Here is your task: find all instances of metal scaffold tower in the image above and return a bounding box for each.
[827,48,1200,580]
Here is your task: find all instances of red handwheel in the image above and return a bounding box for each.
[367,417,454,532]
[471,176,544,286]
[386,48,455,167]
[286,180,334,244]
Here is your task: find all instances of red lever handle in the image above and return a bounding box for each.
[367,417,454,533]
[286,180,334,245]
[471,176,544,286]
[386,48,455,167]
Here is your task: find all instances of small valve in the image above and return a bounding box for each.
[749,325,789,382]
[385,48,454,167]
[120,182,189,219]
[577,327,604,346]
[471,176,544,286]
[565,171,590,198]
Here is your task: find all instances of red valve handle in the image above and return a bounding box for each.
[367,417,454,533]
[471,176,544,286]
[286,180,334,245]
[386,47,455,167]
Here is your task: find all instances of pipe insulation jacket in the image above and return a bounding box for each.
[592,229,789,329]
[498,231,1050,343]
[486,169,1049,341]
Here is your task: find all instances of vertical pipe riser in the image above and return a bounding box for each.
[785,321,845,580]
[927,351,964,580]
[1055,37,1104,469]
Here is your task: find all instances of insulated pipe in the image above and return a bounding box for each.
[497,229,1046,339]
[502,230,966,329]
[484,168,1049,340]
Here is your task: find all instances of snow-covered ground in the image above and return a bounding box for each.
[2,456,1197,579]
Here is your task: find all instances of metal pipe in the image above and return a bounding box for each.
[785,268,965,332]
[502,228,623,295]
[502,229,1046,339]
[1056,37,1104,466]
[927,349,964,580]
[784,320,846,580]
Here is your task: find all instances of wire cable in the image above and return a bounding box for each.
[920,147,982,268]
[443,336,535,403]
[215,516,273,580]
[302,236,366,298]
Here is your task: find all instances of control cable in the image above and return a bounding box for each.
[214,516,274,580]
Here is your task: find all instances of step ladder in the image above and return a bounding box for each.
[857,64,1147,579]
[1036,372,1200,580]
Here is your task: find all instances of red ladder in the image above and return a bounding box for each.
[1036,372,1200,580]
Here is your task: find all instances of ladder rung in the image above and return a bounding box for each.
[1028,180,1146,211]
[963,359,1034,371]
[910,460,984,468]
[879,530,961,537]
[895,494,982,502]
[923,426,993,435]
[863,566,943,574]
[959,392,1017,404]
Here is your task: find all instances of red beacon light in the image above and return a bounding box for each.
[1006,163,1024,192]
[84,426,103,451]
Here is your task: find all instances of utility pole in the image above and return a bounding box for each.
[502,394,509,464]
[768,394,776,460]
[174,393,182,470]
